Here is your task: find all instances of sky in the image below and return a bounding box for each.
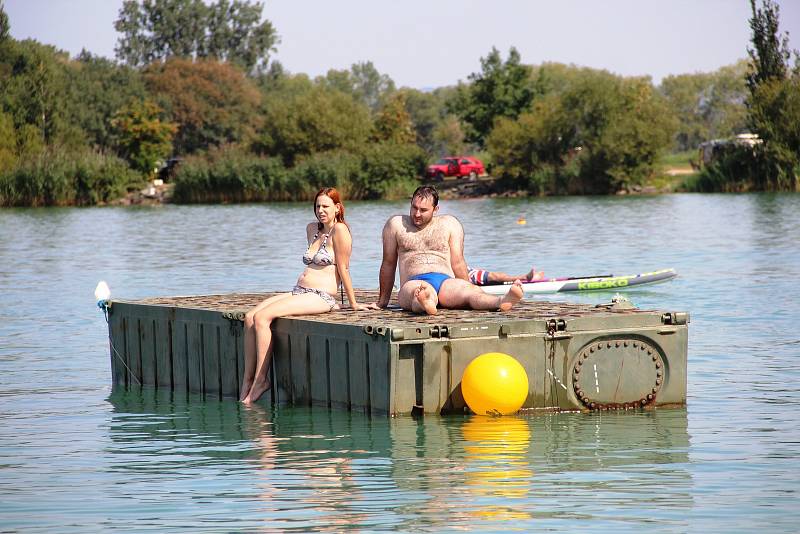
[5,0,800,89]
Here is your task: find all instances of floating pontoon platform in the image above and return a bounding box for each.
[105,290,688,416]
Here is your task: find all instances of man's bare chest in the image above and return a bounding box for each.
[397,224,449,253]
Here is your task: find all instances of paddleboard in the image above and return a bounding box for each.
[478,268,677,295]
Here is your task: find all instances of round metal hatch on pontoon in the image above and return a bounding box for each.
[572,338,664,410]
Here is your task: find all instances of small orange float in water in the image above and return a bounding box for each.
[517,215,527,225]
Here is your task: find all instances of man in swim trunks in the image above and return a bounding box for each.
[376,185,524,315]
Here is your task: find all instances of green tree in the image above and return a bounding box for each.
[0,110,16,173]
[660,62,749,152]
[401,86,460,156]
[256,82,372,165]
[320,68,353,94]
[373,92,415,144]
[743,0,799,190]
[450,47,533,147]
[747,0,792,92]
[259,69,313,96]
[0,2,9,44]
[66,50,147,151]
[431,115,467,157]
[351,61,395,111]
[320,61,396,112]
[203,0,279,71]
[354,142,426,199]
[15,124,45,160]
[590,79,676,189]
[398,88,437,153]
[111,98,176,174]
[528,62,588,97]
[565,75,675,192]
[707,62,750,139]
[144,57,262,153]
[659,72,712,150]
[0,39,70,146]
[115,0,279,72]
[747,77,800,190]
[253,58,287,89]
[488,70,675,194]
[488,95,575,194]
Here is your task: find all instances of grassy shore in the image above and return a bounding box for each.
[647,150,699,192]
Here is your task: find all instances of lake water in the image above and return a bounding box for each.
[1,193,799,532]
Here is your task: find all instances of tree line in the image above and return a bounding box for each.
[0,0,796,207]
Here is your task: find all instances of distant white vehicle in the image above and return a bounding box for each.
[699,133,762,166]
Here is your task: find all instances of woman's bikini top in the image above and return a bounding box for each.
[303,227,335,266]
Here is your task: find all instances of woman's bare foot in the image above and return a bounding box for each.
[242,379,271,405]
[414,284,438,315]
[499,280,524,311]
[239,379,253,402]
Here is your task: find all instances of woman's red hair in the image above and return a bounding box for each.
[314,187,346,230]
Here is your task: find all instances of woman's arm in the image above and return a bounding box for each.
[331,224,367,310]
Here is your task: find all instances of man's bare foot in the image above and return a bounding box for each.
[526,267,544,281]
[499,280,524,311]
[414,285,438,315]
[242,379,271,405]
[239,379,253,402]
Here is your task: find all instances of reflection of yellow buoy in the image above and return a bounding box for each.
[462,416,531,457]
[462,417,533,502]
[469,506,532,521]
[462,352,529,415]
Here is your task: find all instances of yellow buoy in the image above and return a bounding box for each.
[517,215,527,225]
[461,352,529,415]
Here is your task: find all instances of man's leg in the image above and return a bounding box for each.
[438,278,523,311]
[485,267,543,284]
[486,270,516,284]
[398,280,439,315]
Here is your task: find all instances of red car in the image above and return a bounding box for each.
[425,156,485,181]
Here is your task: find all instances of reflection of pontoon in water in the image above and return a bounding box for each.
[107,394,693,529]
[104,289,688,415]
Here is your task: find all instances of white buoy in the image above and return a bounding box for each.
[94,281,111,308]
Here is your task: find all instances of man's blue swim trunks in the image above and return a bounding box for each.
[408,272,452,295]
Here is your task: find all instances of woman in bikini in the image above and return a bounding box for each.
[241,187,372,404]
